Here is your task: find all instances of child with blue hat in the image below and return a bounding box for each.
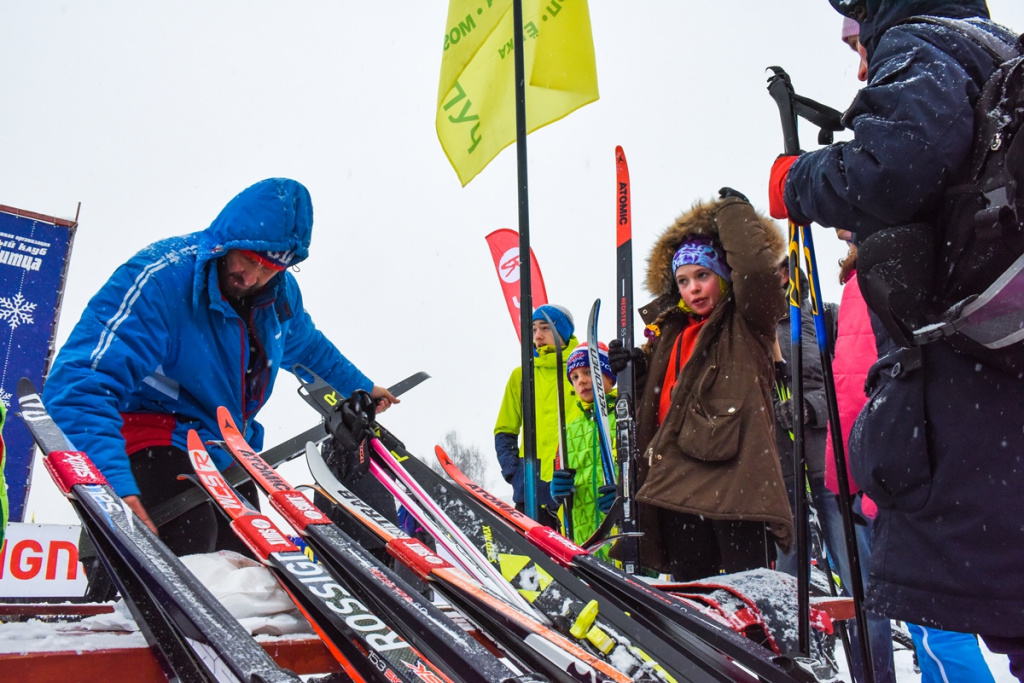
[494,304,583,527]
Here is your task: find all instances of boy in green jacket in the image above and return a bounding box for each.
[550,342,617,551]
[494,304,582,528]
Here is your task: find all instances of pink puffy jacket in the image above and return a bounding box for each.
[824,271,878,518]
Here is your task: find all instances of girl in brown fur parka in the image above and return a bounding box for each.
[624,192,793,580]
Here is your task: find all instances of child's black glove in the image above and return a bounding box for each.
[607,338,647,379]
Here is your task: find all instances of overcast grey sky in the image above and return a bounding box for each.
[4,1,1023,525]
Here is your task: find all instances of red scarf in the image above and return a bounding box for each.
[658,318,707,426]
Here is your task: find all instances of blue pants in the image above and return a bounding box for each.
[778,476,896,683]
[909,624,996,683]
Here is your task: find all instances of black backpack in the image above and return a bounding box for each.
[903,17,1024,373]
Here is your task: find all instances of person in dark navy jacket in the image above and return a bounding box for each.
[768,1,1024,677]
[43,178,398,555]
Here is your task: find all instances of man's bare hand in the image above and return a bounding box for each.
[123,495,159,535]
[370,385,400,413]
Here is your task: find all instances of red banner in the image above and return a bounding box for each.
[485,229,548,341]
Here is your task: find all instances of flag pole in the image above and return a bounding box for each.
[512,0,539,521]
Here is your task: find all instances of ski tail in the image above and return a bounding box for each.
[216,408,530,683]
[16,380,299,683]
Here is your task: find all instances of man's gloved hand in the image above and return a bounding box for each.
[597,484,617,515]
[769,155,799,220]
[323,390,376,481]
[550,469,577,501]
[774,397,814,431]
[608,338,647,379]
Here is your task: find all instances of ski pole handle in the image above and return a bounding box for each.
[767,66,802,156]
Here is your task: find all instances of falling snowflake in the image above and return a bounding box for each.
[0,292,36,330]
[0,388,10,408]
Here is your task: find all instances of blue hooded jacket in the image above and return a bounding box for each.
[784,1,1015,238]
[43,178,373,497]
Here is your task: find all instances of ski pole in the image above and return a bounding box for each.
[773,348,855,673]
[768,65,875,683]
[802,226,876,682]
[787,223,811,657]
[539,309,573,541]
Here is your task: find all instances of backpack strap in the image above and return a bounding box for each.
[901,15,1020,62]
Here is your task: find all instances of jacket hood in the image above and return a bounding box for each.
[197,178,314,272]
[645,198,785,300]
[852,0,990,57]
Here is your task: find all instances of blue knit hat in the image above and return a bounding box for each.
[566,342,616,386]
[671,236,731,283]
[533,304,574,344]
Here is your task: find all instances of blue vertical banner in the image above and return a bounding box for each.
[0,205,77,522]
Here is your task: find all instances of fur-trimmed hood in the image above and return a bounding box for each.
[645,198,786,300]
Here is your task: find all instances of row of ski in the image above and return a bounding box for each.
[15,361,829,683]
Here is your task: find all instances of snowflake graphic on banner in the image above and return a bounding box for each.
[0,292,37,330]
[0,388,10,408]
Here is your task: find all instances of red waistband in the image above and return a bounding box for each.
[121,412,176,455]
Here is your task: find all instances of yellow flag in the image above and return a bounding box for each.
[437,0,599,186]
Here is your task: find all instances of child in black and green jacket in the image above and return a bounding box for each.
[550,342,617,551]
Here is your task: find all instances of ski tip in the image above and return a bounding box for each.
[16,376,38,400]
[186,429,205,453]
[216,406,239,433]
[433,444,452,468]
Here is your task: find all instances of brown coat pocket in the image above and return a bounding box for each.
[678,397,742,461]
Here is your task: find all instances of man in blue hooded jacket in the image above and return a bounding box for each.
[768,1,1024,677]
[43,178,398,556]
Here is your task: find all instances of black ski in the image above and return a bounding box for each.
[16,378,299,683]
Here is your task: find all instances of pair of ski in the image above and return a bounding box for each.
[16,378,302,683]
[547,147,640,569]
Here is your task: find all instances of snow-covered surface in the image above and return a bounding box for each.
[180,551,313,636]
[0,551,313,655]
